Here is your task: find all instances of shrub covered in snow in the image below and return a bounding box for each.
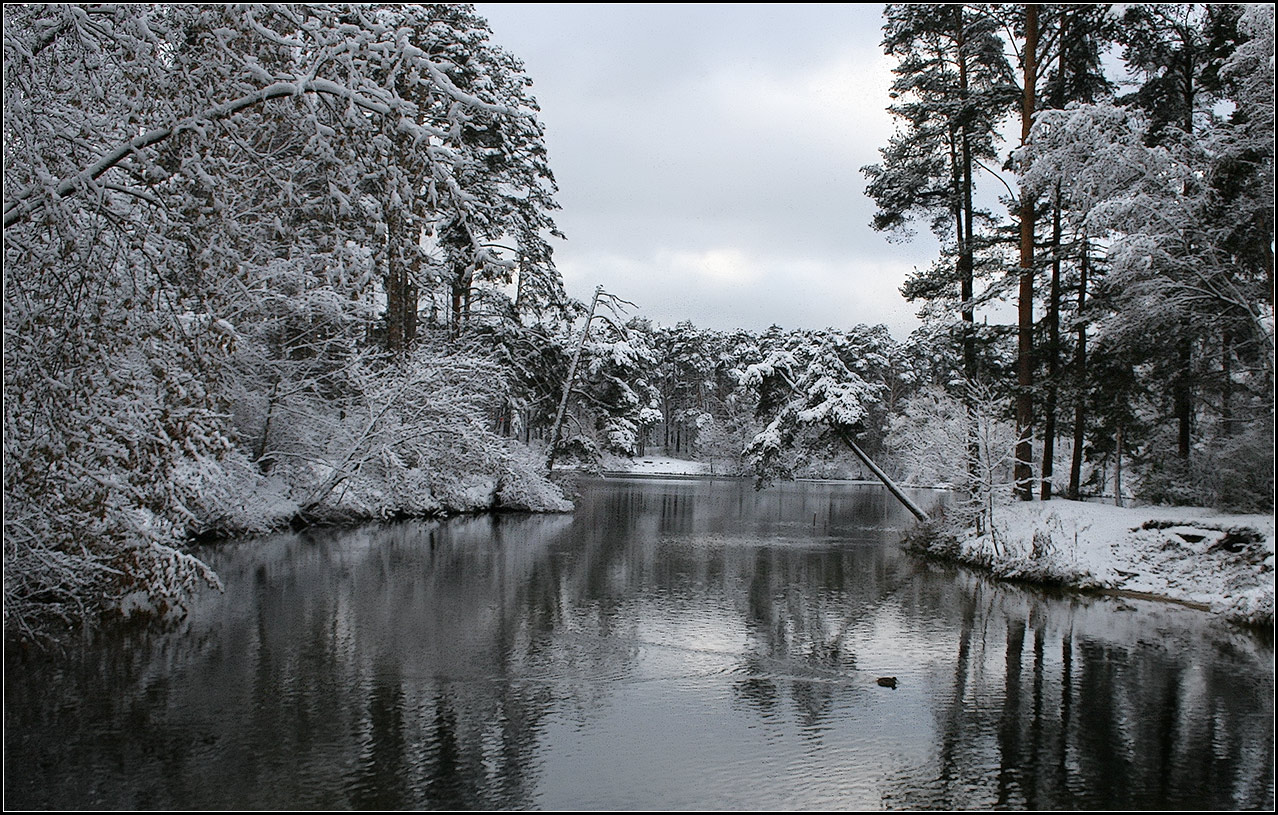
[906,506,1100,588]
[173,452,300,537]
[496,445,574,512]
[1137,425,1275,513]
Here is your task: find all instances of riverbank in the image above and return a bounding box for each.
[182,442,573,540]
[599,454,713,476]
[906,498,1275,627]
[597,454,949,485]
[7,440,575,643]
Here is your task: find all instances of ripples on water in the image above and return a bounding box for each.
[6,478,1274,809]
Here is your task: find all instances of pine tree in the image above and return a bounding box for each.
[1013,3,1041,501]
[1035,5,1118,500]
[865,3,1016,385]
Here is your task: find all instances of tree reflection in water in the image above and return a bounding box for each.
[5,479,1272,810]
[882,566,1275,810]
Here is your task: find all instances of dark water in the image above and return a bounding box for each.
[5,478,1274,810]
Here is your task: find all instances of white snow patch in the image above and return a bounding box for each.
[915,499,1274,626]
[602,454,713,476]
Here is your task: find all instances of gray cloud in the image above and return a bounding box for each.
[478,3,942,336]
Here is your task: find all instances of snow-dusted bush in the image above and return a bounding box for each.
[172,452,299,537]
[887,386,970,486]
[3,330,229,635]
[979,512,1099,586]
[242,348,570,521]
[496,444,573,512]
[1137,425,1275,513]
[907,507,1098,588]
[887,382,1017,533]
[1203,427,1276,513]
[901,508,965,560]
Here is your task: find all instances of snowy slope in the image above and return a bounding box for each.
[918,499,1275,627]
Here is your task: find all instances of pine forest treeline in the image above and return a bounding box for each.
[3,4,1274,640]
[863,3,1274,513]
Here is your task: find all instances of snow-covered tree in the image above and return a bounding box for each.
[578,321,660,459]
[1019,3,1273,511]
[742,329,883,483]
[2,4,568,637]
[865,3,1016,384]
[888,382,1016,533]
[651,321,719,456]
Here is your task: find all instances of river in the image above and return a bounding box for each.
[5,477,1274,809]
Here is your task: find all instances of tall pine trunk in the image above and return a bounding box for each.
[1175,336,1192,459]
[384,176,406,353]
[955,5,978,386]
[955,6,982,506]
[1067,237,1089,500]
[1221,329,1233,437]
[1041,14,1074,502]
[1041,188,1061,500]
[1014,4,1039,501]
[1114,425,1124,507]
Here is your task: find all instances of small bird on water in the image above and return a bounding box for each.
[876,676,898,689]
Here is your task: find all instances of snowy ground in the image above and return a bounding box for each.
[921,499,1275,627]
[600,454,713,476]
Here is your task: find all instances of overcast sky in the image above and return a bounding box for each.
[476,3,943,338]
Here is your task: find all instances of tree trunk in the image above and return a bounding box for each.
[1114,424,1124,507]
[451,279,464,339]
[1041,187,1061,500]
[1067,236,1089,500]
[1221,329,1233,437]
[1175,335,1192,459]
[256,380,279,466]
[403,276,417,349]
[546,286,601,472]
[955,5,978,385]
[1015,3,1039,501]
[514,253,525,315]
[834,428,929,522]
[955,5,983,509]
[384,177,405,354]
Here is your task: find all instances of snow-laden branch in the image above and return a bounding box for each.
[2,77,412,229]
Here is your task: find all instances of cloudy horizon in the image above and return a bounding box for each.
[477,3,946,338]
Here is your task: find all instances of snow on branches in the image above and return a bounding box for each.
[2,4,567,639]
[742,330,883,483]
[1022,97,1276,380]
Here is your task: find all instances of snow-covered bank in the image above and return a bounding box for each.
[599,454,713,477]
[907,499,1275,627]
[180,443,573,541]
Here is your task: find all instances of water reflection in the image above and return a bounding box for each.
[883,565,1275,810]
[6,479,1273,810]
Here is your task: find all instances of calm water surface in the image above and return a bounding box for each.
[6,478,1274,809]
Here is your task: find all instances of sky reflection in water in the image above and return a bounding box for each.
[6,478,1274,810]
